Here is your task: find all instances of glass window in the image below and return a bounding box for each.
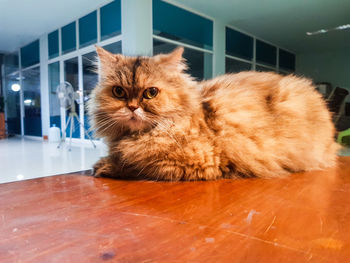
[153,0,213,50]
[48,62,61,129]
[226,57,252,73]
[48,30,59,59]
[256,65,276,72]
[102,41,122,54]
[3,53,20,134]
[79,11,97,48]
[226,27,253,60]
[256,40,276,67]
[100,0,121,40]
[279,49,295,71]
[153,39,212,80]
[62,22,76,54]
[4,72,21,134]
[21,40,40,68]
[64,57,80,138]
[82,52,98,139]
[22,67,42,136]
[278,70,290,76]
[4,53,19,75]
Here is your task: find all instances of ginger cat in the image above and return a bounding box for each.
[89,46,339,181]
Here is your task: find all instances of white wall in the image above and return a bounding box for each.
[122,0,152,56]
[296,49,350,101]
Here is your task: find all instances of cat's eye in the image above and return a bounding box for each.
[112,86,126,99]
[143,87,159,99]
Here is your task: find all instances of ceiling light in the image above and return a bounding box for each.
[335,24,350,30]
[16,174,24,180]
[24,99,32,105]
[306,29,328,35]
[11,83,21,92]
[307,23,350,36]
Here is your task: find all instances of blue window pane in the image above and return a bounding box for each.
[79,11,97,48]
[100,0,121,40]
[4,53,18,75]
[279,49,295,71]
[153,0,213,50]
[256,40,276,67]
[82,52,98,139]
[153,39,212,80]
[103,41,122,54]
[21,40,39,68]
[4,72,21,134]
[48,30,59,59]
[49,62,61,129]
[22,67,42,137]
[226,57,252,73]
[226,27,253,60]
[62,22,76,54]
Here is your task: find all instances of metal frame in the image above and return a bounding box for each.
[153,35,213,54]
[225,24,295,74]
[8,0,121,141]
[54,34,122,142]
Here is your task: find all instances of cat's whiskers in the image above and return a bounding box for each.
[95,117,120,134]
[135,164,148,178]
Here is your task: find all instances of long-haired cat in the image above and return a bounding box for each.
[88,46,339,181]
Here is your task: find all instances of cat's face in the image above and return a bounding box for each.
[89,46,197,139]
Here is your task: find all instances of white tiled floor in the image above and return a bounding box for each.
[0,137,107,184]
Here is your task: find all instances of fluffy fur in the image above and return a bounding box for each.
[89,46,339,181]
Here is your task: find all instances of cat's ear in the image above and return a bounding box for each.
[154,47,187,71]
[95,45,122,66]
[95,46,123,78]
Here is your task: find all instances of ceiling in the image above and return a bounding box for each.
[0,0,349,54]
[0,0,112,53]
[171,0,350,54]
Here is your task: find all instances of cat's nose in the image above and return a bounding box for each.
[128,105,139,112]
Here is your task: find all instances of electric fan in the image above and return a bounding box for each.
[56,81,96,151]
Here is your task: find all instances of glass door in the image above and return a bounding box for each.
[48,62,61,129]
[81,42,122,140]
[4,72,21,135]
[22,67,42,136]
[64,57,80,138]
[82,51,98,139]
[3,53,21,135]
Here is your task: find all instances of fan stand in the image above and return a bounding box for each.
[57,103,96,151]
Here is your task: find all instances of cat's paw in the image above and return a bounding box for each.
[93,157,114,178]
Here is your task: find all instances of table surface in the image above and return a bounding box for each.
[1,157,350,263]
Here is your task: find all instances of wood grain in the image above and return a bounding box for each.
[0,157,349,262]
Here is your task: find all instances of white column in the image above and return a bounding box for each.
[121,0,153,56]
[40,35,50,138]
[213,19,225,77]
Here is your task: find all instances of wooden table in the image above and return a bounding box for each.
[1,157,350,263]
